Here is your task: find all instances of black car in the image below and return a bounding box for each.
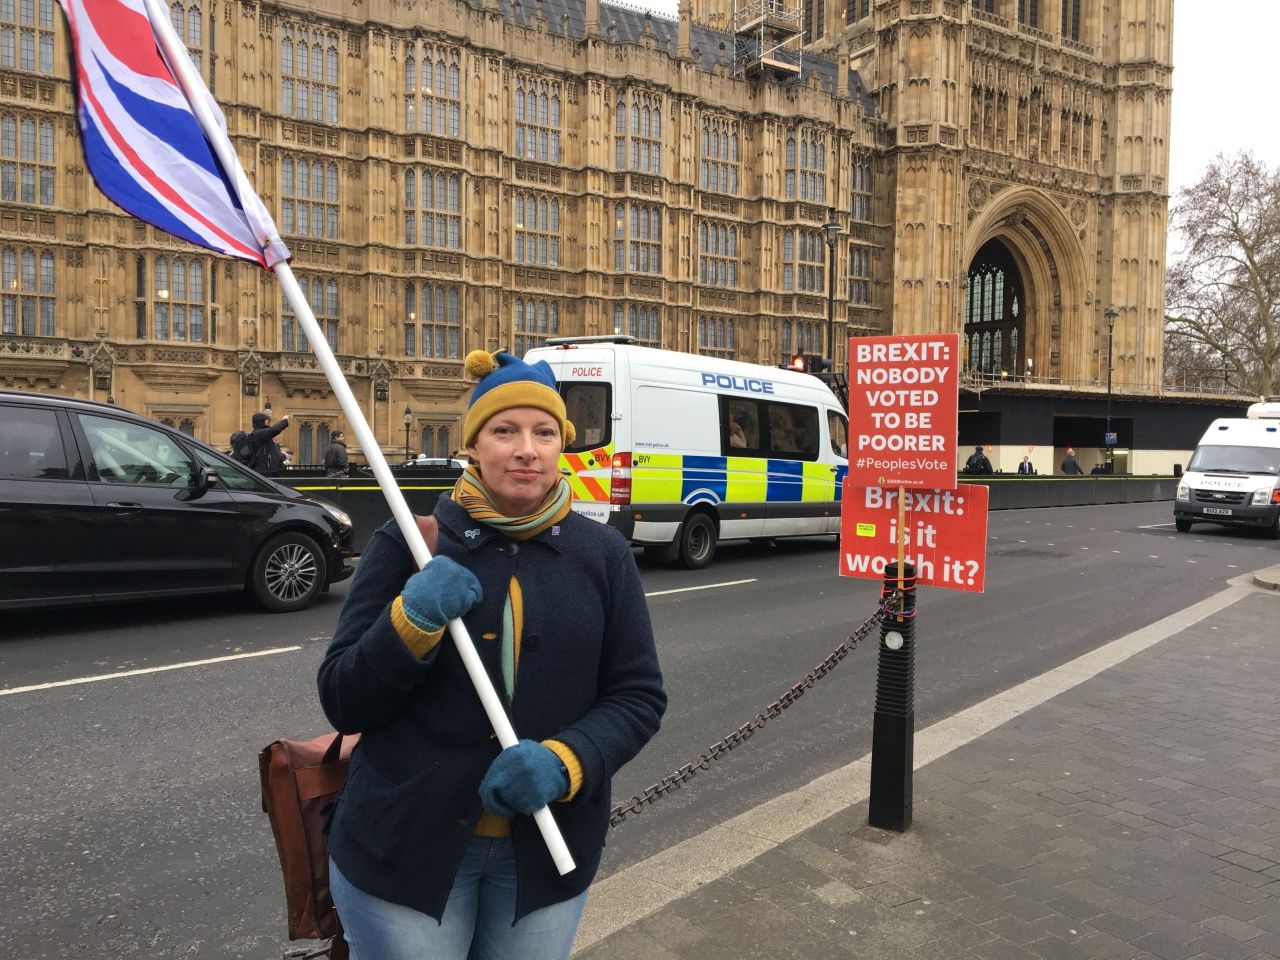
[0,391,354,612]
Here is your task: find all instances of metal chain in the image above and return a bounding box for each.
[609,595,895,828]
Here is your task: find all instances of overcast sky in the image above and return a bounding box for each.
[629,0,1277,199]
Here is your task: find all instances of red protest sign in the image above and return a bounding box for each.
[847,333,960,489]
[838,481,989,593]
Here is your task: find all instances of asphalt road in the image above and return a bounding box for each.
[2,501,1276,959]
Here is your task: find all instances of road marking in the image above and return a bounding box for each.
[575,579,1258,953]
[646,579,757,598]
[1138,523,1176,530]
[0,646,303,698]
[1186,559,1198,564]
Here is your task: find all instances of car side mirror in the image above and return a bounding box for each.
[193,466,219,489]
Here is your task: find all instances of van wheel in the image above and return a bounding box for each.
[678,513,718,570]
[1268,516,1280,541]
[1174,518,1192,533]
[250,532,327,612]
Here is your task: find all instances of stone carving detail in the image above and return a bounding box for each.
[967,180,988,210]
[1069,199,1087,226]
[239,348,263,396]
[371,356,394,400]
[88,337,115,390]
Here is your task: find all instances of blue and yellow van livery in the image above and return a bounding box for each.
[529,338,849,568]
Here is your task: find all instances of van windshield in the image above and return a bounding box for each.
[1187,445,1280,476]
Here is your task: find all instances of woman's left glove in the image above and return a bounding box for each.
[478,740,568,817]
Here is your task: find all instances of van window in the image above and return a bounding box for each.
[827,410,848,459]
[560,382,611,452]
[1187,445,1280,476]
[723,398,762,452]
[0,407,67,480]
[765,401,819,461]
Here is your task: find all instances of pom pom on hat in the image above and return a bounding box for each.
[465,349,498,379]
[463,351,575,449]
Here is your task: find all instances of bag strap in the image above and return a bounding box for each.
[320,731,345,766]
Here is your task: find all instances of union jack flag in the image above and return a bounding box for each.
[56,0,290,268]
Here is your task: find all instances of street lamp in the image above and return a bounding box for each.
[1104,306,1118,472]
[822,212,842,365]
[403,405,413,460]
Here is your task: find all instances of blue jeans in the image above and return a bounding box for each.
[329,838,588,960]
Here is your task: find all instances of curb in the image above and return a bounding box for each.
[1254,565,1280,591]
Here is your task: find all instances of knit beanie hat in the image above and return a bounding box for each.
[462,350,575,449]
[252,412,270,427]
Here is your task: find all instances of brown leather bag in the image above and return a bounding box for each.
[258,730,358,952]
[258,515,439,958]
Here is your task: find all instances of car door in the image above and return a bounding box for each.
[0,403,96,608]
[73,412,242,600]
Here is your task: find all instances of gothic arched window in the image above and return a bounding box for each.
[965,239,1026,376]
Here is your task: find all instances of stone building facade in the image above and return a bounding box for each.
[0,0,1170,465]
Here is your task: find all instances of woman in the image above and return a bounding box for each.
[318,350,666,960]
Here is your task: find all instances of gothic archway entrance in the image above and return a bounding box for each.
[964,239,1026,377]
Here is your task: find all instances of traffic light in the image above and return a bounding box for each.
[781,353,833,373]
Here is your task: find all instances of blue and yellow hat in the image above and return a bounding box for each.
[462,350,575,449]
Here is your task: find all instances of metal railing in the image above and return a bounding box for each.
[959,370,1250,399]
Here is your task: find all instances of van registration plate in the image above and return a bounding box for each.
[1204,507,1233,516]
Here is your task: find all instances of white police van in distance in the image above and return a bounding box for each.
[1174,398,1280,538]
[524,337,850,568]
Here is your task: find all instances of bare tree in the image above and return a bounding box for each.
[1165,152,1280,397]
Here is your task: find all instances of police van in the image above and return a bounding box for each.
[524,337,849,568]
[1174,397,1280,538]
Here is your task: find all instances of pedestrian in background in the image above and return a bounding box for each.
[964,444,994,475]
[317,349,667,960]
[248,411,289,477]
[1061,448,1084,475]
[323,430,349,478]
[1017,455,1036,475]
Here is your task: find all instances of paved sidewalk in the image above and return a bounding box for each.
[576,578,1280,960]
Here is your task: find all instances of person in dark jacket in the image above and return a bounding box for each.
[963,445,993,475]
[318,350,666,960]
[1061,448,1084,475]
[248,411,289,476]
[322,431,349,477]
[1017,455,1036,475]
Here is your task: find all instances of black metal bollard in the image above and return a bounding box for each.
[868,560,916,832]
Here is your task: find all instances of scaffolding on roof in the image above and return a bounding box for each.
[733,0,804,80]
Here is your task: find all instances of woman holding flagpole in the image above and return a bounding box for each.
[317,350,667,960]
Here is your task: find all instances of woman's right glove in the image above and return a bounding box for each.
[400,556,482,634]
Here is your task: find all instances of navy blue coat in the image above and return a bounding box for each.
[318,497,666,922]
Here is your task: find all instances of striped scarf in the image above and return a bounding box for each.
[452,464,572,698]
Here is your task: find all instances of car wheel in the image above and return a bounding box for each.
[1174,518,1192,533]
[251,531,327,612]
[678,512,718,570]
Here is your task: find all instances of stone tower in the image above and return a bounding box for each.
[700,0,1173,390]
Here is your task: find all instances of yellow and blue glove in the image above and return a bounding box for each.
[392,557,482,657]
[479,740,569,817]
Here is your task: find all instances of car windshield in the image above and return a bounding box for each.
[1187,444,1280,475]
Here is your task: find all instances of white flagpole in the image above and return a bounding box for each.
[140,0,574,875]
